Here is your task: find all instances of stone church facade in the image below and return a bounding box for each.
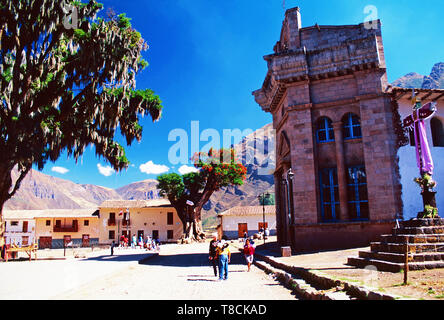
[253,7,405,252]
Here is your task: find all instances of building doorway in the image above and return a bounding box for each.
[238,223,248,238]
[39,237,52,249]
[82,234,90,247]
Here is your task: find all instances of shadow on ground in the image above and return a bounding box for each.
[80,253,156,263]
[140,251,247,269]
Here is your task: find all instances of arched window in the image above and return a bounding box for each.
[316,117,335,143]
[342,113,362,140]
[431,117,444,147]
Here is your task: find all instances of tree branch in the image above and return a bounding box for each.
[6,165,31,201]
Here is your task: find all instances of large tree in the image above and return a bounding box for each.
[157,148,247,242]
[0,0,163,247]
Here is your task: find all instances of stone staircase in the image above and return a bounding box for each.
[347,218,444,272]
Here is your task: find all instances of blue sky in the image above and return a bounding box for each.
[41,0,444,189]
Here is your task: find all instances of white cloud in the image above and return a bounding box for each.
[139,161,170,175]
[51,166,69,174]
[178,165,199,175]
[97,163,115,177]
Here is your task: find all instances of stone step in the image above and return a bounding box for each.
[254,259,344,300]
[392,226,444,235]
[371,242,444,254]
[348,256,444,272]
[254,257,354,300]
[401,218,444,228]
[359,250,444,264]
[347,257,402,272]
[381,234,444,244]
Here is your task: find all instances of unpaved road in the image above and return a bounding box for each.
[0,242,296,300]
[54,242,296,300]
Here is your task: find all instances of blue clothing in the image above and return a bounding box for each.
[218,254,229,280]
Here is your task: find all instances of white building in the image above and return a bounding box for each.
[217,206,276,240]
[393,87,444,220]
[3,210,37,247]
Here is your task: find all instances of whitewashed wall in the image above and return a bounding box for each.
[397,98,444,220]
[4,219,36,246]
[221,214,276,239]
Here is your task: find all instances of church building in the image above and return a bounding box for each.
[253,7,444,252]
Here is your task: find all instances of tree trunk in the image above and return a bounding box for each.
[181,206,206,243]
[0,166,13,256]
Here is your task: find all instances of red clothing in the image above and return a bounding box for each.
[243,244,255,256]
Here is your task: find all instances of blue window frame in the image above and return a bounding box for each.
[316,117,335,143]
[343,113,362,140]
[319,168,340,222]
[347,166,369,220]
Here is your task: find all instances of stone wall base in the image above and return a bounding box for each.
[290,220,395,253]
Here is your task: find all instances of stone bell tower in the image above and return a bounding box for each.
[253,7,402,252]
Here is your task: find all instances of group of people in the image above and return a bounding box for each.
[117,234,160,251]
[208,233,256,281]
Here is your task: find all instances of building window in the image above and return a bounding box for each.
[109,230,115,240]
[319,168,340,222]
[167,212,174,225]
[84,220,89,226]
[167,230,174,240]
[316,117,335,143]
[46,220,51,226]
[431,117,444,147]
[347,166,369,220]
[11,221,19,226]
[343,113,362,140]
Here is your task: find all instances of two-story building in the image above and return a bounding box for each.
[98,199,183,244]
[3,210,37,247]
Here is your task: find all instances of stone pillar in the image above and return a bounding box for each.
[332,121,349,221]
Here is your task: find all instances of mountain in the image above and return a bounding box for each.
[392,62,444,89]
[115,179,159,200]
[4,169,160,210]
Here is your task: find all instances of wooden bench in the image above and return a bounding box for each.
[4,243,38,262]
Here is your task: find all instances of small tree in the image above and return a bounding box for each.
[0,1,163,246]
[157,148,247,241]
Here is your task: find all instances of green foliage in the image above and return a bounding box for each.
[414,173,437,192]
[423,205,438,218]
[0,0,163,203]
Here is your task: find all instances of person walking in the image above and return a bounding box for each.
[119,234,125,248]
[110,241,115,256]
[208,234,219,277]
[243,239,255,272]
[216,240,231,281]
[132,235,137,249]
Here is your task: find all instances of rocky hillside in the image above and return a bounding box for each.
[392,62,444,89]
[4,169,159,210]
